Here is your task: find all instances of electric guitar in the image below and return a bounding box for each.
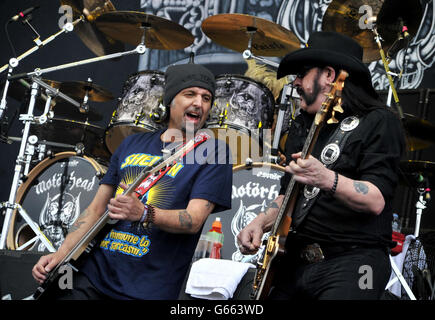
[251,71,348,300]
[32,133,209,300]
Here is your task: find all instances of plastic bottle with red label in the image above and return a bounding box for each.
[207,217,224,259]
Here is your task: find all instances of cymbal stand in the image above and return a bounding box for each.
[242,28,280,69]
[242,49,280,69]
[0,78,81,250]
[8,44,147,83]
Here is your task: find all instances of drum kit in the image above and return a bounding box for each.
[0,0,432,257]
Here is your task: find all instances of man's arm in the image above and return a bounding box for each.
[289,152,385,215]
[32,184,114,283]
[107,189,216,234]
[237,195,284,254]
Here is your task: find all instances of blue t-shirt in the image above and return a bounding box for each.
[80,129,232,299]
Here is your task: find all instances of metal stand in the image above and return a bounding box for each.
[269,84,299,163]
[0,81,52,250]
[387,254,417,300]
[1,34,148,250]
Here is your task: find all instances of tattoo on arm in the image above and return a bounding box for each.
[353,181,369,195]
[68,209,90,233]
[178,210,193,230]
[264,201,279,215]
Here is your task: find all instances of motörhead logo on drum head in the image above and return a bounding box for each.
[199,163,284,264]
[8,152,105,252]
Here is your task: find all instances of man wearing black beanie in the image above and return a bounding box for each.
[32,63,233,300]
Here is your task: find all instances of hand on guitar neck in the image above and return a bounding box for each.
[237,195,284,255]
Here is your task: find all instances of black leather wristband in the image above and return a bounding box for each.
[330,171,338,195]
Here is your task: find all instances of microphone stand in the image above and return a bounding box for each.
[372,27,405,120]
[0,17,82,124]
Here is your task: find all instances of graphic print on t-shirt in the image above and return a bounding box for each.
[99,152,184,258]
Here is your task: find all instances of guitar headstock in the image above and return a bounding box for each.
[314,70,348,125]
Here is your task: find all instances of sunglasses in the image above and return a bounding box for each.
[296,66,315,79]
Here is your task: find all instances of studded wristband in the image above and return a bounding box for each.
[142,204,155,229]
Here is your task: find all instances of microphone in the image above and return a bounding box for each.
[387,24,410,59]
[10,6,40,22]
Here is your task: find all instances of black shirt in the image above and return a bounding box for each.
[279,107,405,248]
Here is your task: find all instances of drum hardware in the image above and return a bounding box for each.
[399,160,433,237]
[150,103,168,124]
[0,76,84,250]
[0,80,50,249]
[0,202,56,252]
[269,84,299,164]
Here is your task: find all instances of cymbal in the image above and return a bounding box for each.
[402,113,435,151]
[4,78,105,121]
[400,160,435,175]
[399,160,435,187]
[60,0,125,56]
[94,11,194,49]
[322,0,423,62]
[48,101,103,122]
[201,13,300,56]
[56,80,114,102]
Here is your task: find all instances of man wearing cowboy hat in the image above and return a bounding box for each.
[238,31,405,299]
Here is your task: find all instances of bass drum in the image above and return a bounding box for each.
[6,152,106,252]
[206,75,276,166]
[200,162,285,263]
[105,70,166,154]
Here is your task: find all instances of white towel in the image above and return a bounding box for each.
[185,258,255,300]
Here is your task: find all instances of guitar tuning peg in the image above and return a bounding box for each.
[327,108,340,124]
[327,114,339,124]
[333,104,344,114]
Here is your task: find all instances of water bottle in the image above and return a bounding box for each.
[207,217,224,259]
[392,213,401,233]
[192,234,212,262]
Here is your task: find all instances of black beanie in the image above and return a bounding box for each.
[163,63,216,106]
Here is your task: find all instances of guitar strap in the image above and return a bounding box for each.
[291,116,362,229]
[133,132,210,199]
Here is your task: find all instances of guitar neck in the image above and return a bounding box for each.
[270,118,323,236]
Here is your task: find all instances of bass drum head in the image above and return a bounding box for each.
[200,162,285,264]
[6,152,106,252]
